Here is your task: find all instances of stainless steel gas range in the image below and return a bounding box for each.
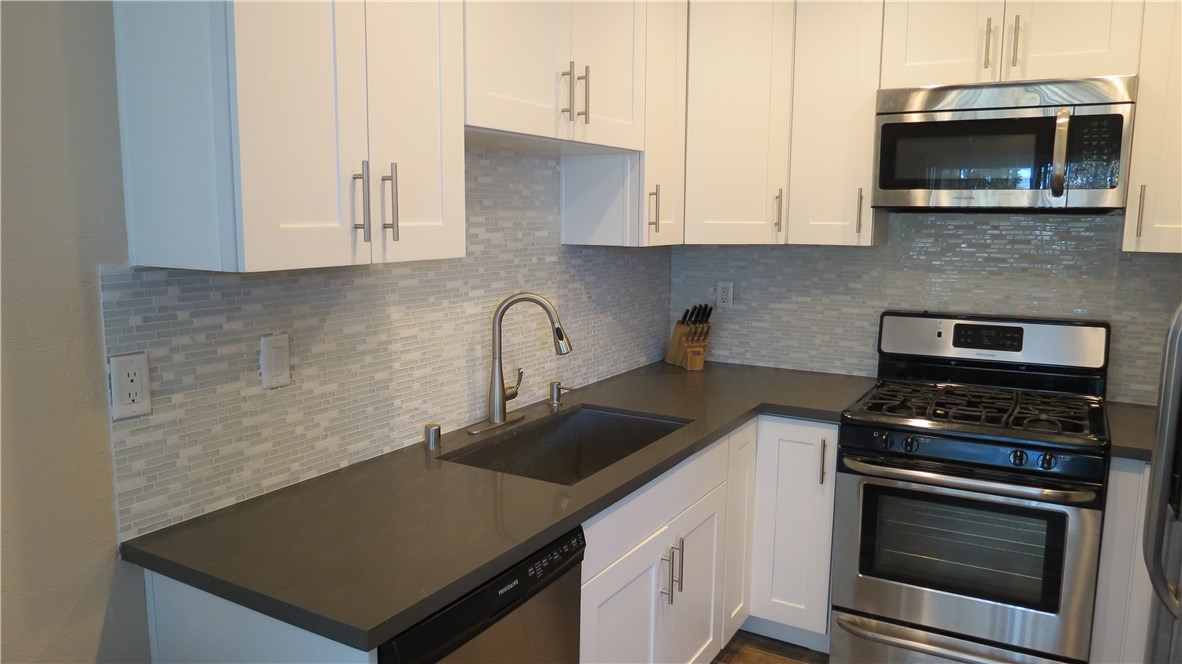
[831,311,1111,664]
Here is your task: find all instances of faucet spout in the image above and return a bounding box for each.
[487,292,573,424]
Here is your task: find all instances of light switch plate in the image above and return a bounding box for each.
[259,334,291,389]
[109,352,151,420]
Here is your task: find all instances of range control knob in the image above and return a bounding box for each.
[880,433,895,450]
[1009,450,1028,467]
[1037,453,1058,471]
[902,436,919,453]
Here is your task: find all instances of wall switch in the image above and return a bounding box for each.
[717,281,734,308]
[259,334,291,389]
[109,352,152,420]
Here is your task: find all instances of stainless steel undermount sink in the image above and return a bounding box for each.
[440,405,690,486]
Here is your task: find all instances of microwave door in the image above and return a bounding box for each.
[873,107,1068,209]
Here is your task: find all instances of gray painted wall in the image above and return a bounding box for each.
[671,214,1182,406]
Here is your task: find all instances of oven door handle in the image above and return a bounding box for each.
[835,613,1057,664]
[842,456,1097,504]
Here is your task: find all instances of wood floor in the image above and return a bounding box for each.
[714,631,829,664]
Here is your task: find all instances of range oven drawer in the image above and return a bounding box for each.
[831,463,1102,662]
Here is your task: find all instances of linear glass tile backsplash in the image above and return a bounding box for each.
[671,214,1182,406]
[102,147,671,540]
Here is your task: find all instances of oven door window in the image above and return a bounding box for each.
[878,116,1056,191]
[859,486,1067,612]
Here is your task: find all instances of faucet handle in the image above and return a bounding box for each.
[505,367,524,401]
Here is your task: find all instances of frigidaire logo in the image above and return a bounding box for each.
[498,578,520,596]
[952,195,974,200]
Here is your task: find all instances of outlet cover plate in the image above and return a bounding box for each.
[109,352,151,420]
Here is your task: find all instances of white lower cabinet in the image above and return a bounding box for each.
[722,418,758,644]
[1090,457,1155,661]
[749,416,838,636]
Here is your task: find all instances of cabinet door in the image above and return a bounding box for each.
[722,419,757,644]
[1090,458,1155,661]
[641,0,687,247]
[880,1,1004,88]
[666,482,728,664]
[232,2,371,271]
[786,1,882,247]
[750,417,838,634]
[1002,1,1144,81]
[580,526,670,664]
[1123,0,1182,253]
[464,1,563,139]
[365,1,465,264]
[684,1,793,245]
[569,1,647,150]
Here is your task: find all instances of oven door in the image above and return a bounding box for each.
[831,455,1102,662]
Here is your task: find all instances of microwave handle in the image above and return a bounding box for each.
[1051,107,1070,197]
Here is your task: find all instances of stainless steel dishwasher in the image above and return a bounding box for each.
[377,527,584,663]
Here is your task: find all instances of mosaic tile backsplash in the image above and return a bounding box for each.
[103,147,671,539]
[671,214,1182,406]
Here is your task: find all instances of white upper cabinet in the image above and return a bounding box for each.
[114,1,464,272]
[640,0,688,247]
[684,1,794,245]
[880,0,1144,88]
[1123,0,1182,253]
[465,1,646,150]
[786,1,884,247]
[558,0,685,248]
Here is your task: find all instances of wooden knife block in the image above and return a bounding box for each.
[664,322,709,371]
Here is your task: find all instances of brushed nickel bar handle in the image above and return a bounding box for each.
[675,537,685,592]
[819,438,827,485]
[1051,107,1070,198]
[855,189,864,235]
[648,184,661,233]
[577,65,591,124]
[1136,184,1147,238]
[381,162,399,242]
[660,546,676,604]
[352,160,371,243]
[1011,15,1020,68]
[561,61,576,121]
[774,188,784,233]
[983,17,992,69]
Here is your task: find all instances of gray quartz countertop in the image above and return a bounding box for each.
[119,361,874,651]
[118,360,1159,651]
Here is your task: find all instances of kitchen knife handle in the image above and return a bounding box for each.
[1136,184,1147,238]
[381,162,399,242]
[1144,304,1182,618]
[1051,107,1070,198]
[352,160,372,243]
[648,184,661,233]
[774,188,784,233]
[983,17,992,69]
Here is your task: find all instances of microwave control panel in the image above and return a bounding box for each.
[1067,114,1124,190]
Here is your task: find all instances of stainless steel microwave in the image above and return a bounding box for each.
[872,76,1136,210]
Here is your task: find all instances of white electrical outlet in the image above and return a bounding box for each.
[109,352,152,420]
[717,281,734,308]
[259,333,291,389]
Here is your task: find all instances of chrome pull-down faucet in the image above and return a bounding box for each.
[470,293,572,434]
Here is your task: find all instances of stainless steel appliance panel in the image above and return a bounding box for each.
[832,470,1102,661]
[1145,304,1182,662]
[875,76,1138,114]
[830,610,1070,664]
[879,313,1109,369]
